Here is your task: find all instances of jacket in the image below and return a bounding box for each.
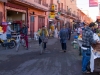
[6,26,14,34]
[38,29,48,39]
[59,28,68,43]
[19,27,28,35]
[82,26,96,47]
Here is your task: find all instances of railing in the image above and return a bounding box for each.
[60,9,66,14]
[67,11,71,15]
[34,0,48,7]
[42,3,48,7]
[34,0,41,4]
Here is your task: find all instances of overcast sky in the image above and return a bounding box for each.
[76,0,100,21]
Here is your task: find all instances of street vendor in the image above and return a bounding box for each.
[6,22,15,39]
[82,22,100,73]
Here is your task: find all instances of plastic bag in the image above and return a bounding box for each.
[93,33,100,41]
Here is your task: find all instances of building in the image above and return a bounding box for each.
[77,8,93,23]
[0,0,82,38]
[48,0,78,30]
[0,0,50,38]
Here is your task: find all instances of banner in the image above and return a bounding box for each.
[89,0,98,7]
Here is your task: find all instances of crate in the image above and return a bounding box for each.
[92,44,100,51]
[94,58,100,72]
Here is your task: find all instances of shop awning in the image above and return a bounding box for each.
[0,0,7,3]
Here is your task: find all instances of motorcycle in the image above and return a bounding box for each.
[0,34,16,49]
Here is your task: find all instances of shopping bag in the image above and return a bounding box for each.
[43,38,48,43]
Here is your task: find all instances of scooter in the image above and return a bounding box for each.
[0,34,16,49]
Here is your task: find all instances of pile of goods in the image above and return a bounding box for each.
[0,26,3,33]
[78,34,82,40]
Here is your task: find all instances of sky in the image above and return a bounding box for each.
[76,0,100,21]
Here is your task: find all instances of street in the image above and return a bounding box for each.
[0,36,99,75]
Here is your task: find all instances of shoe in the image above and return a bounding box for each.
[26,48,28,50]
[59,50,64,52]
[64,50,66,52]
[82,71,90,73]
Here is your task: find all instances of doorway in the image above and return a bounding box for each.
[30,16,34,38]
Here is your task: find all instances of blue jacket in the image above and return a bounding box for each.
[59,28,68,43]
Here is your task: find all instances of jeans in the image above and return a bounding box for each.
[61,43,66,50]
[82,48,91,72]
[7,34,11,39]
[24,35,28,48]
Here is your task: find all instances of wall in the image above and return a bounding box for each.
[28,8,47,32]
[0,2,4,22]
[24,0,50,10]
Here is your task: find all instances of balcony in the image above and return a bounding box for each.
[34,0,41,4]
[67,11,71,15]
[11,0,49,11]
[60,9,66,15]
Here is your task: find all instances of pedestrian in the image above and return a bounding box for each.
[59,25,68,52]
[38,26,49,50]
[18,24,28,50]
[77,26,81,36]
[6,22,15,39]
[82,22,99,73]
[67,26,71,40]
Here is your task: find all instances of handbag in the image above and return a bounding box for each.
[43,37,48,43]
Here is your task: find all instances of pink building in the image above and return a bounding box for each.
[0,0,82,38]
[0,0,50,38]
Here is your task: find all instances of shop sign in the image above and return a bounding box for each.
[89,0,98,7]
[49,12,55,19]
[51,4,55,11]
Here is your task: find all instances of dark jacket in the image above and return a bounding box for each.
[19,26,28,35]
[59,28,68,43]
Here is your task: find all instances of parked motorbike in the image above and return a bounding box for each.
[0,36,16,49]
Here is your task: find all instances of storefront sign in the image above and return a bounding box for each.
[51,4,55,11]
[89,0,98,7]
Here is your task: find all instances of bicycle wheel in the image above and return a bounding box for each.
[40,42,44,54]
[8,40,16,49]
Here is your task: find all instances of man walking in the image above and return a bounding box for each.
[59,25,68,52]
[19,24,28,50]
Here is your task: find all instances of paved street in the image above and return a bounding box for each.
[0,35,99,75]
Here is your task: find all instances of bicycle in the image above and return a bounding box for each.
[39,38,48,55]
[40,41,46,55]
[16,34,25,52]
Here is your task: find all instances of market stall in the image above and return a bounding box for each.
[77,33,100,72]
[0,22,7,40]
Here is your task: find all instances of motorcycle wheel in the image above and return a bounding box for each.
[8,40,16,49]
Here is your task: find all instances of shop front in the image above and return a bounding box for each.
[5,2,27,32]
[28,8,47,38]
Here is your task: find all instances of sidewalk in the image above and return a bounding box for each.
[0,38,58,61]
